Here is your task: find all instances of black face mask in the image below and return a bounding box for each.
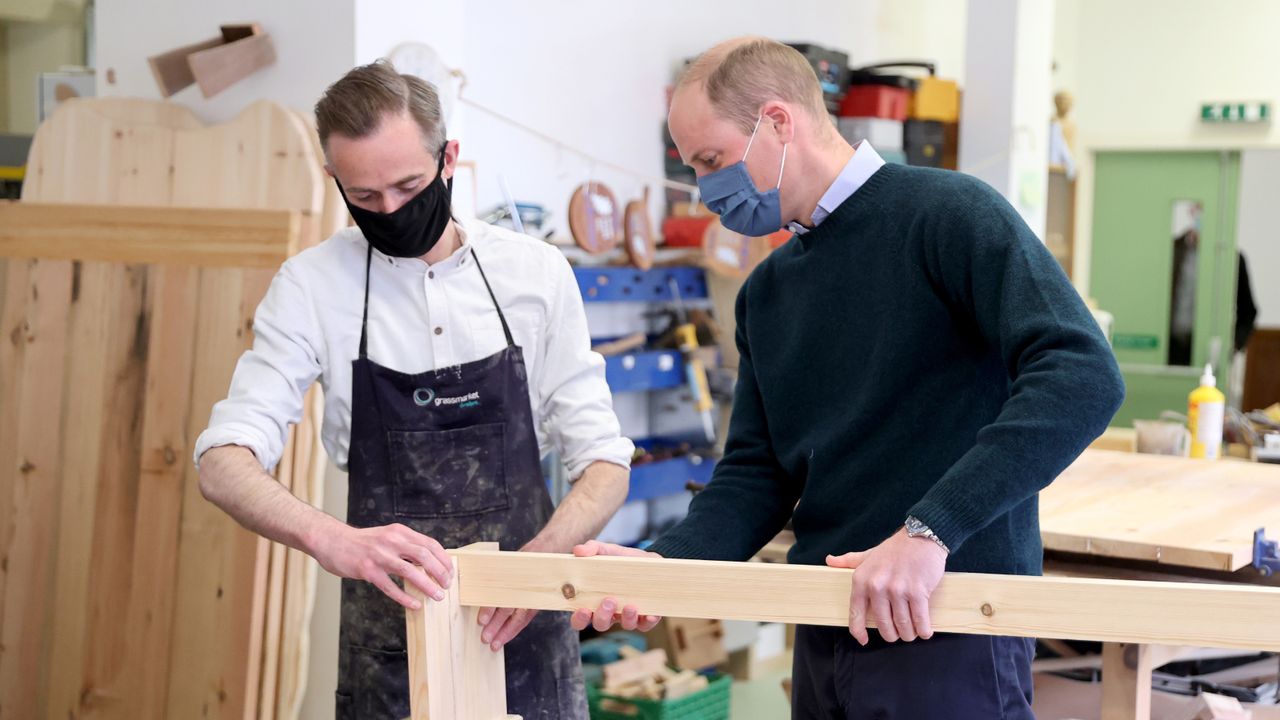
[337,147,453,258]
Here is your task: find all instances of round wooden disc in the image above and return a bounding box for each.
[568,182,621,254]
[623,190,656,271]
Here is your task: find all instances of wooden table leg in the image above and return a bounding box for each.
[405,543,510,720]
[1101,643,1183,720]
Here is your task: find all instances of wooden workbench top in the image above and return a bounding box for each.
[1040,449,1280,572]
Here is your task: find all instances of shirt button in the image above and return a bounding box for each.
[434,327,443,335]
[428,271,435,279]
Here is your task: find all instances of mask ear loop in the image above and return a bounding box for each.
[743,114,765,160]
[776,143,788,189]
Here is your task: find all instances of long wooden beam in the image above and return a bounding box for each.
[0,201,300,268]
[449,547,1280,651]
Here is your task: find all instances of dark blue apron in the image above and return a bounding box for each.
[335,243,587,720]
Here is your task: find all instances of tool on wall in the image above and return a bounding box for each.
[668,278,715,443]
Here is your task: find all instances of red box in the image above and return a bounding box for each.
[839,85,910,121]
[661,215,716,247]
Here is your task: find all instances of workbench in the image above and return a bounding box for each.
[755,449,1280,719]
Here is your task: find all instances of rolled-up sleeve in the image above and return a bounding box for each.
[535,253,634,479]
[194,259,323,472]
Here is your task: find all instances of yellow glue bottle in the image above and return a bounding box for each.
[1188,363,1225,460]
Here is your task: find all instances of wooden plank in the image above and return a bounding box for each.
[1041,450,1280,571]
[257,426,296,720]
[75,97,203,130]
[80,264,150,715]
[118,263,201,718]
[166,99,322,719]
[0,259,73,720]
[188,33,277,99]
[449,548,1280,651]
[0,258,29,687]
[171,100,322,215]
[148,35,223,97]
[406,542,506,720]
[291,109,350,242]
[276,385,325,718]
[0,202,300,268]
[43,263,139,719]
[604,649,668,689]
[165,267,261,720]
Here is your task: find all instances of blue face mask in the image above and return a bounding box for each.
[696,115,789,237]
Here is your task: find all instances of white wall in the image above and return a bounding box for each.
[1236,150,1280,327]
[1054,0,1280,297]
[455,0,967,239]
[959,0,1053,240]
[94,0,355,122]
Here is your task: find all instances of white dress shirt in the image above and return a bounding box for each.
[195,219,634,479]
[788,141,887,235]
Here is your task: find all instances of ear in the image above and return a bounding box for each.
[442,139,461,180]
[760,101,796,145]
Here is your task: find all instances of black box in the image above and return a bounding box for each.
[786,43,850,113]
[904,120,945,168]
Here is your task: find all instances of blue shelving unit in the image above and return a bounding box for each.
[627,454,714,503]
[569,263,717,543]
[574,266,708,303]
[603,350,684,393]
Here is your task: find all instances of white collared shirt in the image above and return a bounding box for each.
[788,141,888,235]
[195,219,634,479]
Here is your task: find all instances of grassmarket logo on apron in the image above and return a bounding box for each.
[414,387,481,409]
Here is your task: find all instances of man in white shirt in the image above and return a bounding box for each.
[195,60,631,720]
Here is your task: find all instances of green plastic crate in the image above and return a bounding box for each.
[587,673,731,720]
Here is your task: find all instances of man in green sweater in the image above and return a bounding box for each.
[571,37,1124,719]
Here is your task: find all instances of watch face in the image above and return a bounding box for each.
[906,517,925,534]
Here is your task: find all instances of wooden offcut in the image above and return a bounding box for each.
[147,35,224,97]
[146,23,276,99]
[188,32,277,99]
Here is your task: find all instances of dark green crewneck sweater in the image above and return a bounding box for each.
[648,163,1124,575]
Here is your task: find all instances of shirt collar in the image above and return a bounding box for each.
[788,142,887,235]
[371,221,473,273]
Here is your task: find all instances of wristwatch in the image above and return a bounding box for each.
[905,516,950,554]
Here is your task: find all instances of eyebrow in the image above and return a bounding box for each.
[346,173,424,194]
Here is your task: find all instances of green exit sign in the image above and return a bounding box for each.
[1201,101,1271,123]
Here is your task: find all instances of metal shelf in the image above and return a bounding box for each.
[604,350,684,393]
[574,266,707,303]
[627,455,714,503]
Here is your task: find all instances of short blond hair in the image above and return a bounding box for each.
[677,37,827,133]
[315,60,446,160]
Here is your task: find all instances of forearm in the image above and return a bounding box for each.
[198,444,345,557]
[523,461,628,553]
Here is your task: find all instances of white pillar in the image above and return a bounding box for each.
[958,0,1055,240]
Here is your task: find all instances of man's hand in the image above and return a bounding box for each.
[568,541,662,632]
[312,523,453,610]
[825,527,947,645]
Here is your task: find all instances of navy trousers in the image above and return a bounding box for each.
[791,626,1036,719]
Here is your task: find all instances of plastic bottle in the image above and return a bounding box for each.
[1188,363,1225,460]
